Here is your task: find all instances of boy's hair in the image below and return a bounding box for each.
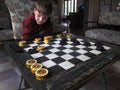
[35,0,52,16]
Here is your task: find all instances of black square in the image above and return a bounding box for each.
[70,47,79,51]
[68,58,83,65]
[84,48,93,51]
[57,47,66,50]
[22,45,29,48]
[28,48,38,54]
[55,51,66,56]
[41,51,52,55]
[49,65,64,75]
[33,46,37,49]
[52,57,65,64]
[84,52,96,57]
[36,56,49,63]
[70,52,81,57]
[47,46,54,49]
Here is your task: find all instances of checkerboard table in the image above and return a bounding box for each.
[7,35,120,90]
[22,37,111,75]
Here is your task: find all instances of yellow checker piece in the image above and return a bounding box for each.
[35,68,48,80]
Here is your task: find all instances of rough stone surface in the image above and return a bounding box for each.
[0,0,12,29]
[85,29,120,45]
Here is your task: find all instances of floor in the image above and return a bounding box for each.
[0,33,120,90]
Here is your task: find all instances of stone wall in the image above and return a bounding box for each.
[0,0,12,30]
[99,11,120,25]
[0,0,13,41]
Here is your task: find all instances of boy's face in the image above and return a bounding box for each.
[34,8,48,25]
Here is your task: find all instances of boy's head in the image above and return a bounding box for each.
[34,0,52,25]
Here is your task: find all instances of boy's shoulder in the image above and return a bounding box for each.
[23,13,35,22]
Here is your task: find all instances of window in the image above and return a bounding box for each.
[117,0,120,10]
[64,0,77,15]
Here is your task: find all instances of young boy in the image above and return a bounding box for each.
[21,0,53,40]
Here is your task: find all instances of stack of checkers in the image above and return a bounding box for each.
[26,59,48,80]
[21,37,111,75]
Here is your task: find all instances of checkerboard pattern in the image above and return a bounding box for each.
[23,38,111,75]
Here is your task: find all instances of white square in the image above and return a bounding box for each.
[42,60,56,68]
[67,41,73,44]
[46,53,58,59]
[76,49,88,54]
[24,47,33,52]
[76,45,86,49]
[31,53,43,58]
[90,50,102,55]
[77,38,83,42]
[55,38,61,41]
[29,43,38,47]
[80,41,84,44]
[49,48,60,53]
[77,55,90,61]
[54,41,60,44]
[88,46,96,49]
[59,61,75,70]
[61,54,74,60]
[40,44,49,47]
[51,44,61,48]
[89,41,95,45]
[67,38,71,41]
[64,45,73,48]
[62,49,73,53]
[103,45,111,50]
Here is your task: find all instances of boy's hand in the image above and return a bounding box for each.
[38,31,44,37]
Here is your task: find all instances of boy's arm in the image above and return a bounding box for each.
[21,20,34,40]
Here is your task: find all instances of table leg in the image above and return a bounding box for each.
[102,72,108,90]
[18,75,23,90]
[18,75,31,90]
